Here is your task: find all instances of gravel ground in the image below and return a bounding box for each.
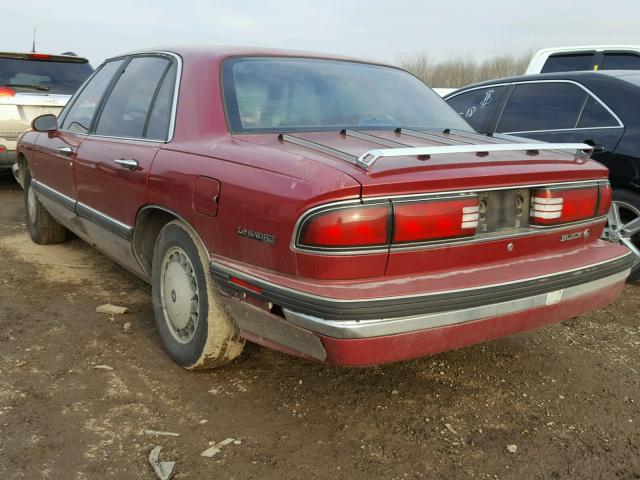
[0,173,639,480]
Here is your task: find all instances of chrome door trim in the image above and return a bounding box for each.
[31,179,75,211]
[31,179,134,240]
[76,201,133,239]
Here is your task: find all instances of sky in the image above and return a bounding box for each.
[3,0,640,67]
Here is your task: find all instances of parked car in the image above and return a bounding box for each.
[0,51,92,184]
[18,47,632,369]
[525,45,640,74]
[444,71,640,281]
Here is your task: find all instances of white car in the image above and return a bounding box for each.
[525,45,640,74]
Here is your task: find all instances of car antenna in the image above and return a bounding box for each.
[31,27,37,53]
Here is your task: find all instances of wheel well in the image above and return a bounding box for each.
[132,207,178,276]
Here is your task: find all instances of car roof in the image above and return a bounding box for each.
[448,70,640,93]
[532,45,640,56]
[110,45,396,68]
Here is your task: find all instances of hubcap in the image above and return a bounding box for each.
[160,247,200,343]
[603,200,640,266]
[27,185,37,223]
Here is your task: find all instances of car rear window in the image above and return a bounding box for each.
[0,57,93,95]
[221,57,471,133]
[541,53,595,73]
[602,53,640,70]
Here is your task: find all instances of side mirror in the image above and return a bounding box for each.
[32,114,59,133]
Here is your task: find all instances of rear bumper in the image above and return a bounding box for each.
[212,250,632,365]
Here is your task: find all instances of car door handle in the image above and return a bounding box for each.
[114,159,139,171]
[57,146,73,156]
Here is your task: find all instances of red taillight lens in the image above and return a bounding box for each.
[299,204,390,248]
[597,183,612,216]
[0,87,15,97]
[530,186,598,225]
[393,197,479,243]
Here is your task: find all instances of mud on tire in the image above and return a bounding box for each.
[151,220,245,369]
[24,170,67,245]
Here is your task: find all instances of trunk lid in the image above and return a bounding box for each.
[236,129,608,197]
[0,93,68,140]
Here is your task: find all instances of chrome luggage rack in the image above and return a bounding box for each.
[278,129,594,172]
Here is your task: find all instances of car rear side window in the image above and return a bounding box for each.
[94,56,170,139]
[541,53,595,73]
[445,86,507,133]
[145,62,177,140]
[601,53,640,70]
[576,97,619,128]
[60,60,124,134]
[496,82,587,133]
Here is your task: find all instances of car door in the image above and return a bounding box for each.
[73,55,177,273]
[30,60,123,224]
[494,81,624,164]
[445,85,509,134]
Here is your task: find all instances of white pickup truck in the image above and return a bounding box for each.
[525,45,640,74]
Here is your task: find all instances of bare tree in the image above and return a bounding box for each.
[398,53,532,88]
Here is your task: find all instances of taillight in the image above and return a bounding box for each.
[393,197,479,243]
[0,87,15,97]
[298,204,390,248]
[597,182,612,216]
[28,53,52,60]
[530,186,599,225]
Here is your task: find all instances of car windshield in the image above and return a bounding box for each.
[222,57,471,133]
[0,57,93,95]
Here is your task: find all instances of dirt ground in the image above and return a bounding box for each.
[0,172,639,480]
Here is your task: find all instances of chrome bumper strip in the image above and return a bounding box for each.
[282,269,629,339]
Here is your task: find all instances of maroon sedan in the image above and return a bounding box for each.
[17,47,632,369]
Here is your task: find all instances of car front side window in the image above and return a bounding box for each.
[60,60,124,134]
[94,56,171,139]
[496,82,588,133]
[445,86,507,133]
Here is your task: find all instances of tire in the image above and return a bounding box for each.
[24,170,67,245]
[603,188,640,283]
[151,220,245,369]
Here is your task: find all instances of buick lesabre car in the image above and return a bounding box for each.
[18,47,633,369]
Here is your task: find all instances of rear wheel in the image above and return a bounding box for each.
[24,170,67,245]
[151,220,245,369]
[603,189,640,283]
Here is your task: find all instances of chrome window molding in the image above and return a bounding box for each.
[57,50,182,144]
[447,79,624,132]
[290,180,608,256]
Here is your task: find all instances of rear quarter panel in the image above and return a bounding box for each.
[146,145,390,278]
